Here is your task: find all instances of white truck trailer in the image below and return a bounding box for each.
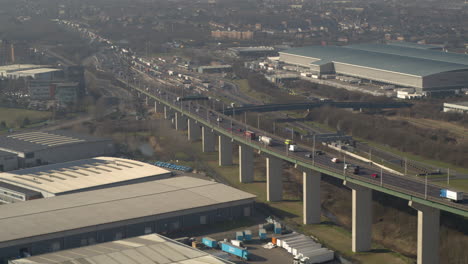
[258,135,273,146]
[439,189,463,202]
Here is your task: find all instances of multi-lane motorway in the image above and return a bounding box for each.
[124,74,468,216]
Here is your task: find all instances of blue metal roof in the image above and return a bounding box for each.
[281,45,468,76]
[345,43,468,66]
[386,41,443,50]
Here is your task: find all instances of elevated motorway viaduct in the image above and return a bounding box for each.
[223,101,413,115]
[127,79,466,264]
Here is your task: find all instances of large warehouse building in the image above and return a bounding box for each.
[9,234,233,264]
[279,42,468,93]
[0,130,115,170]
[0,157,172,203]
[0,176,255,262]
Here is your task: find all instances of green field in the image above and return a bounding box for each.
[433,179,468,193]
[0,107,52,130]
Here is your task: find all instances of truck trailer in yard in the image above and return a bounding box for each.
[296,248,334,264]
[221,242,249,260]
[202,237,218,248]
[440,189,463,202]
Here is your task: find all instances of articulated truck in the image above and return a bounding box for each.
[258,135,273,146]
[440,189,463,202]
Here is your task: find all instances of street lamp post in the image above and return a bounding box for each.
[425,174,428,200]
[447,168,450,186]
[257,113,260,129]
[380,167,383,186]
[312,134,316,166]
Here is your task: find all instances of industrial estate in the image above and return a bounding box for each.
[0,0,467,264]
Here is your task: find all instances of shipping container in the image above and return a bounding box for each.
[299,249,334,263]
[299,248,330,258]
[292,243,322,256]
[236,231,244,241]
[221,242,249,260]
[202,237,218,248]
[275,233,299,247]
[244,230,252,241]
[274,223,282,234]
[231,239,243,247]
[259,228,267,240]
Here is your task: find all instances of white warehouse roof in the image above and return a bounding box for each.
[0,176,256,247]
[0,157,171,196]
[10,234,233,264]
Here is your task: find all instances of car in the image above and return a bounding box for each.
[305,153,312,158]
[315,150,324,155]
[216,117,223,122]
[371,173,379,178]
[331,158,340,163]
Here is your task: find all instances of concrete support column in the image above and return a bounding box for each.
[145,96,149,106]
[202,127,215,152]
[188,119,201,141]
[239,144,254,183]
[409,201,440,264]
[303,169,321,224]
[266,156,282,202]
[164,106,169,120]
[344,181,372,252]
[175,112,187,131]
[218,135,233,166]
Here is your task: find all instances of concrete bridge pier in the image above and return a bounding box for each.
[303,169,322,224]
[145,96,149,106]
[409,201,440,264]
[239,144,254,183]
[175,112,188,131]
[164,106,170,120]
[218,135,233,166]
[344,181,373,252]
[202,127,215,152]
[187,119,201,141]
[266,156,283,202]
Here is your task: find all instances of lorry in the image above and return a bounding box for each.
[221,242,249,260]
[259,135,273,146]
[440,189,463,202]
[244,131,256,140]
[344,164,360,174]
[289,144,298,152]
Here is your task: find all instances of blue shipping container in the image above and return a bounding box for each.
[202,237,218,248]
[259,228,267,239]
[244,230,252,241]
[274,224,282,234]
[221,242,248,260]
[236,231,244,241]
